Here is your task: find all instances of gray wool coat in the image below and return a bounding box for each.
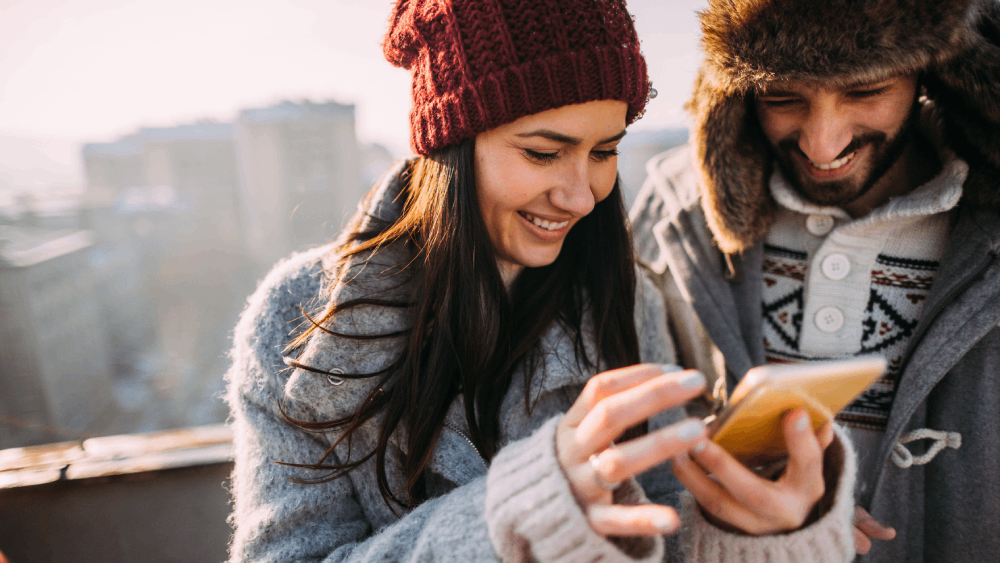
[631,144,1000,563]
[225,160,858,563]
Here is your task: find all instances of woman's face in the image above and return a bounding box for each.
[474,100,628,280]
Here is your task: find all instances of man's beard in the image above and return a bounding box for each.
[772,101,921,207]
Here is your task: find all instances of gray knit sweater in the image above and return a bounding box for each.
[225,162,858,563]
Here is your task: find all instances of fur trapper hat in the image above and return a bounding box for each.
[689,0,1000,254]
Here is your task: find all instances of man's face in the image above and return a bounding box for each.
[755,75,920,208]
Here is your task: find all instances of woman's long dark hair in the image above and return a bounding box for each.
[282,138,640,510]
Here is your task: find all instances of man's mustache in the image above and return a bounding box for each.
[777,131,888,162]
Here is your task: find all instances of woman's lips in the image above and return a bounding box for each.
[519,211,569,232]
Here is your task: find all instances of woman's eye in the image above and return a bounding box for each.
[524,149,558,163]
[590,148,619,162]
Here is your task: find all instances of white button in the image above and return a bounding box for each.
[821,253,851,280]
[815,307,845,332]
[806,215,835,236]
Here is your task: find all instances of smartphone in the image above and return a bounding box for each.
[708,356,887,467]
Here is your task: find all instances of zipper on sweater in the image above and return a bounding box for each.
[897,250,999,376]
[443,421,487,467]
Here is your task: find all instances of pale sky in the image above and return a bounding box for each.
[0,0,706,188]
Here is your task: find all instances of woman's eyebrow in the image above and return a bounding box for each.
[515,128,627,145]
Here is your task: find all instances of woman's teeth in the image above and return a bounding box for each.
[811,151,855,171]
[522,212,569,231]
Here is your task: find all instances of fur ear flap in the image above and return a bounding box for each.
[689,69,777,255]
[926,1,1000,210]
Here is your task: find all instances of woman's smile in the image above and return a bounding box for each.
[518,211,571,236]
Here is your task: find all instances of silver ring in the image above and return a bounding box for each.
[589,453,620,491]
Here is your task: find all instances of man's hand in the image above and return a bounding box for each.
[854,506,896,554]
[672,411,833,535]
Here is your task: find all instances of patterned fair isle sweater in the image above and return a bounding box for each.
[760,146,967,492]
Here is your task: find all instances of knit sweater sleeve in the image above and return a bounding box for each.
[486,418,858,563]
[675,425,857,563]
[486,416,666,563]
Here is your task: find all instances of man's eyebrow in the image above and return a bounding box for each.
[515,128,627,145]
[759,88,800,98]
[760,77,893,98]
[841,77,893,90]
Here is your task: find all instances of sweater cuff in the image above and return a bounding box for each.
[679,425,857,563]
[485,416,665,563]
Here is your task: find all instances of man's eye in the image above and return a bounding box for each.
[760,98,799,108]
[524,149,558,163]
[590,148,619,162]
[848,87,888,100]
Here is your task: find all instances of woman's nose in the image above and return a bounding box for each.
[549,163,596,217]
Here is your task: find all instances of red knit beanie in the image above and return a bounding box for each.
[383,0,650,155]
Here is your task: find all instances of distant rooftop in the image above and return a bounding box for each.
[132,122,234,143]
[0,226,94,268]
[81,139,143,158]
[83,100,355,158]
[239,99,355,123]
[82,121,235,158]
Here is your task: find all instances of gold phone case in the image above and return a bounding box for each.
[709,357,887,467]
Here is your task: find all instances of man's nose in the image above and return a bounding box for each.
[550,162,596,217]
[797,106,853,166]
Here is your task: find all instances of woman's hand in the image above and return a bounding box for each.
[556,364,708,537]
[672,409,834,535]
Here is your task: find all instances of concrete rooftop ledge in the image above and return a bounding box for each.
[0,423,232,489]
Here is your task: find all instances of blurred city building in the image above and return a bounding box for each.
[0,99,378,451]
[81,122,253,438]
[83,121,243,249]
[235,100,364,271]
[0,224,114,449]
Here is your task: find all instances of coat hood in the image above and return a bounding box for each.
[689,0,1000,253]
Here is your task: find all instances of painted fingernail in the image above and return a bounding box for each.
[660,364,683,373]
[676,418,704,441]
[672,453,689,466]
[653,514,677,534]
[677,370,705,390]
[693,440,707,454]
[797,413,810,432]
